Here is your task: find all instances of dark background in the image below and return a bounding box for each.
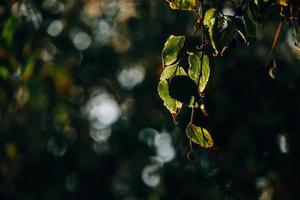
[0,0,300,199]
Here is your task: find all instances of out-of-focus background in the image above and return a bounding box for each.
[1,0,300,199]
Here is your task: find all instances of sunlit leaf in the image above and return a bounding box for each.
[167,0,196,10]
[209,18,221,55]
[203,8,217,28]
[186,124,213,148]
[278,0,288,6]
[203,9,221,55]
[158,79,177,114]
[160,64,186,80]
[188,96,199,108]
[162,35,185,66]
[188,52,210,93]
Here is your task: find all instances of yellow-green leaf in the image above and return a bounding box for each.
[188,52,210,93]
[162,35,185,66]
[208,17,221,55]
[278,0,288,6]
[160,64,186,80]
[167,0,196,10]
[186,124,213,148]
[158,79,177,113]
[203,8,217,28]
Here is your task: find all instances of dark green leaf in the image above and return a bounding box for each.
[228,16,248,44]
[221,24,238,49]
[244,8,257,37]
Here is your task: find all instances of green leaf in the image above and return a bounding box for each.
[0,66,9,80]
[221,23,238,49]
[188,52,210,93]
[162,35,185,66]
[186,124,213,148]
[1,17,18,48]
[227,16,248,44]
[160,64,186,80]
[208,18,221,55]
[167,0,196,10]
[158,79,177,114]
[203,8,217,28]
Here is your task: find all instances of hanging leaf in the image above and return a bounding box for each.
[203,8,221,55]
[160,64,186,80]
[169,75,197,104]
[208,18,222,55]
[188,52,210,93]
[167,0,196,10]
[228,16,248,44]
[186,124,213,148]
[244,8,257,37]
[158,79,177,114]
[203,8,217,28]
[221,23,238,51]
[162,35,185,66]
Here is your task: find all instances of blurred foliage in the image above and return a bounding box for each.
[0,0,300,200]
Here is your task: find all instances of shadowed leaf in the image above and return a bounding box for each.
[186,124,213,148]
